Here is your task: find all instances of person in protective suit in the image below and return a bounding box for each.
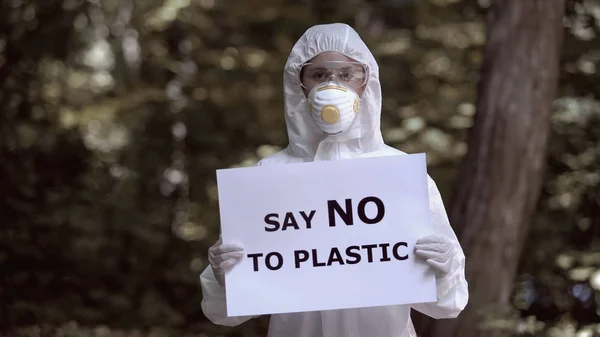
[200,23,468,337]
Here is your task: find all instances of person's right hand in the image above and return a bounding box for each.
[208,235,244,286]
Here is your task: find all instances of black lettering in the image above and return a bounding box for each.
[265,252,283,270]
[345,245,362,264]
[327,199,353,227]
[358,196,385,224]
[379,243,391,262]
[311,249,326,267]
[294,250,309,268]
[361,244,378,263]
[247,253,263,271]
[327,247,345,266]
[264,213,280,232]
[300,210,316,229]
[282,212,300,231]
[393,242,409,260]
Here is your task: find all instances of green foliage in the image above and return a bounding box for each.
[0,0,599,336]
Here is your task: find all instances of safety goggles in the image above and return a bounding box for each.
[299,61,368,89]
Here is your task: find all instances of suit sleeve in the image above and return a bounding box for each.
[410,176,469,319]
[200,159,269,326]
[200,266,258,326]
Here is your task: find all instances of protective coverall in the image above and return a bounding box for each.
[200,23,468,337]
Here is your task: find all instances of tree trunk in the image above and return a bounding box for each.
[418,1,565,336]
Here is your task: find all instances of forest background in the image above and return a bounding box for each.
[1,0,600,336]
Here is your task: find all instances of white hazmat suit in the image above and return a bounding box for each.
[200,23,468,337]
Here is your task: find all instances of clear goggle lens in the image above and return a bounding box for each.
[299,61,368,89]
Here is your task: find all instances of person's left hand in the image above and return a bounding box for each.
[414,234,456,276]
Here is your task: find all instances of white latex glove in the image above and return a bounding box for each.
[414,234,456,276]
[208,235,244,286]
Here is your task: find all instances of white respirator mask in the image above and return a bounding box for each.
[307,81,361,135]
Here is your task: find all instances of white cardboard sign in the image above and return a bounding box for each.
[216,153,437,317]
